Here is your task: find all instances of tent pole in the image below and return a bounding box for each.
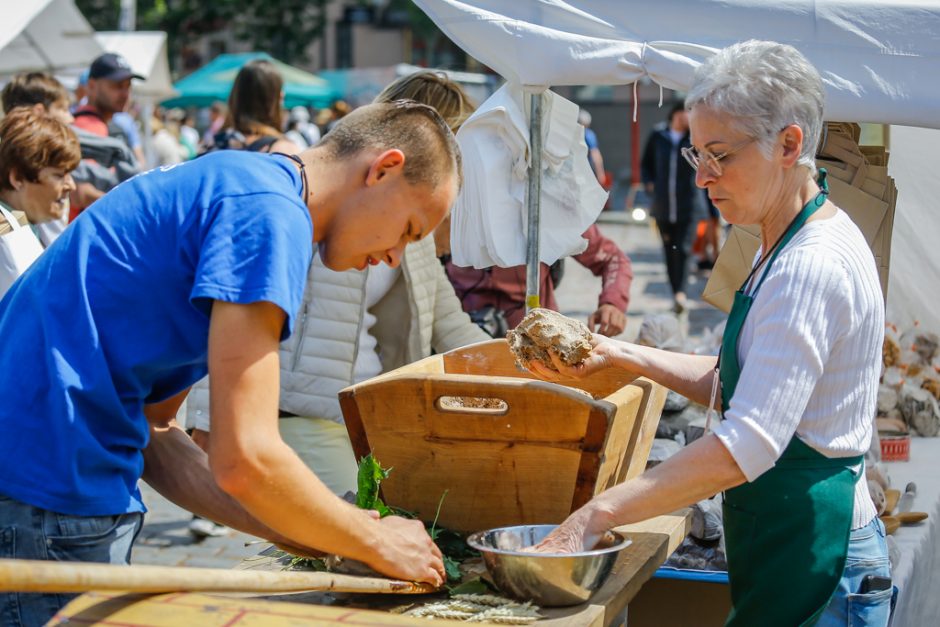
[525,91,543,313]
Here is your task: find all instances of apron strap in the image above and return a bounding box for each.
[749,170,829,296]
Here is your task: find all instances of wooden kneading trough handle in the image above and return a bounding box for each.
[0,559,437,595]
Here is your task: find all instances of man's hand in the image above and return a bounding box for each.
[366,516,446,586]
[587,304,626,337]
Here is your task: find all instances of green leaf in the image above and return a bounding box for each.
[288,555,328,571]
[429,489,449,540]
[442,555,462,584]
[374,497,392,518]
[447,577,493,596]
[355,453,392,515]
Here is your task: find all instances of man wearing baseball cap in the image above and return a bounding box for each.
[73,53,143,139]
[71,53,145,219]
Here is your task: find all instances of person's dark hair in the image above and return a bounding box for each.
[0,108,80,191]
[374,71,475,133]
[224,59,284,138]
[667,101,685,123]
[318,100,462,190]
[1,72,70,114]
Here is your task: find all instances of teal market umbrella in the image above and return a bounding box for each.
[161,52,338,109]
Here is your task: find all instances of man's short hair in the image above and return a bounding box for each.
[318,100,462,190]
[0,108,81,191]
[1,72,70,114]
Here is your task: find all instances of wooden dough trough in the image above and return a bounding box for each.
[339,339,667,532]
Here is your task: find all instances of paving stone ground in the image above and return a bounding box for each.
[133,214,727,569]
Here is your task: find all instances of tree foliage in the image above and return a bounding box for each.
[76,0,329,70]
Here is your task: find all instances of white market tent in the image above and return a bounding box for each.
[414,0,940,330]
[414,0,940,128]
[0,0,102,79]
[95,31,176,101]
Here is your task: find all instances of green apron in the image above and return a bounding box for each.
[719,171,863,626]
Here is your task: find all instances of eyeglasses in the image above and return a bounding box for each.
[681,137,756,177]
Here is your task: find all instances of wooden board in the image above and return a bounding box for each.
[226,511,691,627]
[339,340,666,532]
[52,591,454,626]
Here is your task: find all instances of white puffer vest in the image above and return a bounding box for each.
[187,236,488,430]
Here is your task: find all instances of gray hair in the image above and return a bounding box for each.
[685,40,824,174]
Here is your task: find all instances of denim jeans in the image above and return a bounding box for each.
[816,517,894,627]
[0,492,143,626]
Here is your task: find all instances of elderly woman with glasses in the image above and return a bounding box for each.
[527,40,889,627]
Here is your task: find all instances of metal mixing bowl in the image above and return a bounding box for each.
[466,524,632,606]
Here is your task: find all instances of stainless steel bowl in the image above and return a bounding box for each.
[466,524,632,607]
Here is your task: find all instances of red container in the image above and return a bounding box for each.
[880,434,911,462]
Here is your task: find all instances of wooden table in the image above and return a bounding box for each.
[52,512,689,626]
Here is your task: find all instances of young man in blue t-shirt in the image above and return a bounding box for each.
[0,101,459,624]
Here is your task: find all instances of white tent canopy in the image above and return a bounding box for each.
[0,0,102,79]
[95,31,176,101]
[414,0,940,129]
[416,0,940,327]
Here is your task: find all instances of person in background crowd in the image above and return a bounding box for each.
[527,40,889,627]
[326,100,351,131]
[73,53,142,142]
[209,59,300,155]
[201,101,226,149]
[0,109,80,296]
[150,110,188,167]
[73,69,89,107]
[315,107,334,134]
[1,72,74,124]
[692,197,723,272]
[112,107,146,166]
[70,54,143,219]
[641,101,708,314]
[177,110,200,160]
[285,105,321,149]
[579,108,606,186]
[188,70,488,502]
[0,72,122,234]
[444,224,632,338]
[0,101,460,624]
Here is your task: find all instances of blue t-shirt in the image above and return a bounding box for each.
[0,151,313,516]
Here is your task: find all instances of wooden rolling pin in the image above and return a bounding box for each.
[0,559,437,595]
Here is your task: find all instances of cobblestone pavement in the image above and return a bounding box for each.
[133,214,727,569]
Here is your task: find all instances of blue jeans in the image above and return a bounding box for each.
[816,517,894,627]
[0,492,143,626]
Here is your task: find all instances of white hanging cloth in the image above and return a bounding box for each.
[450,82,608,269]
